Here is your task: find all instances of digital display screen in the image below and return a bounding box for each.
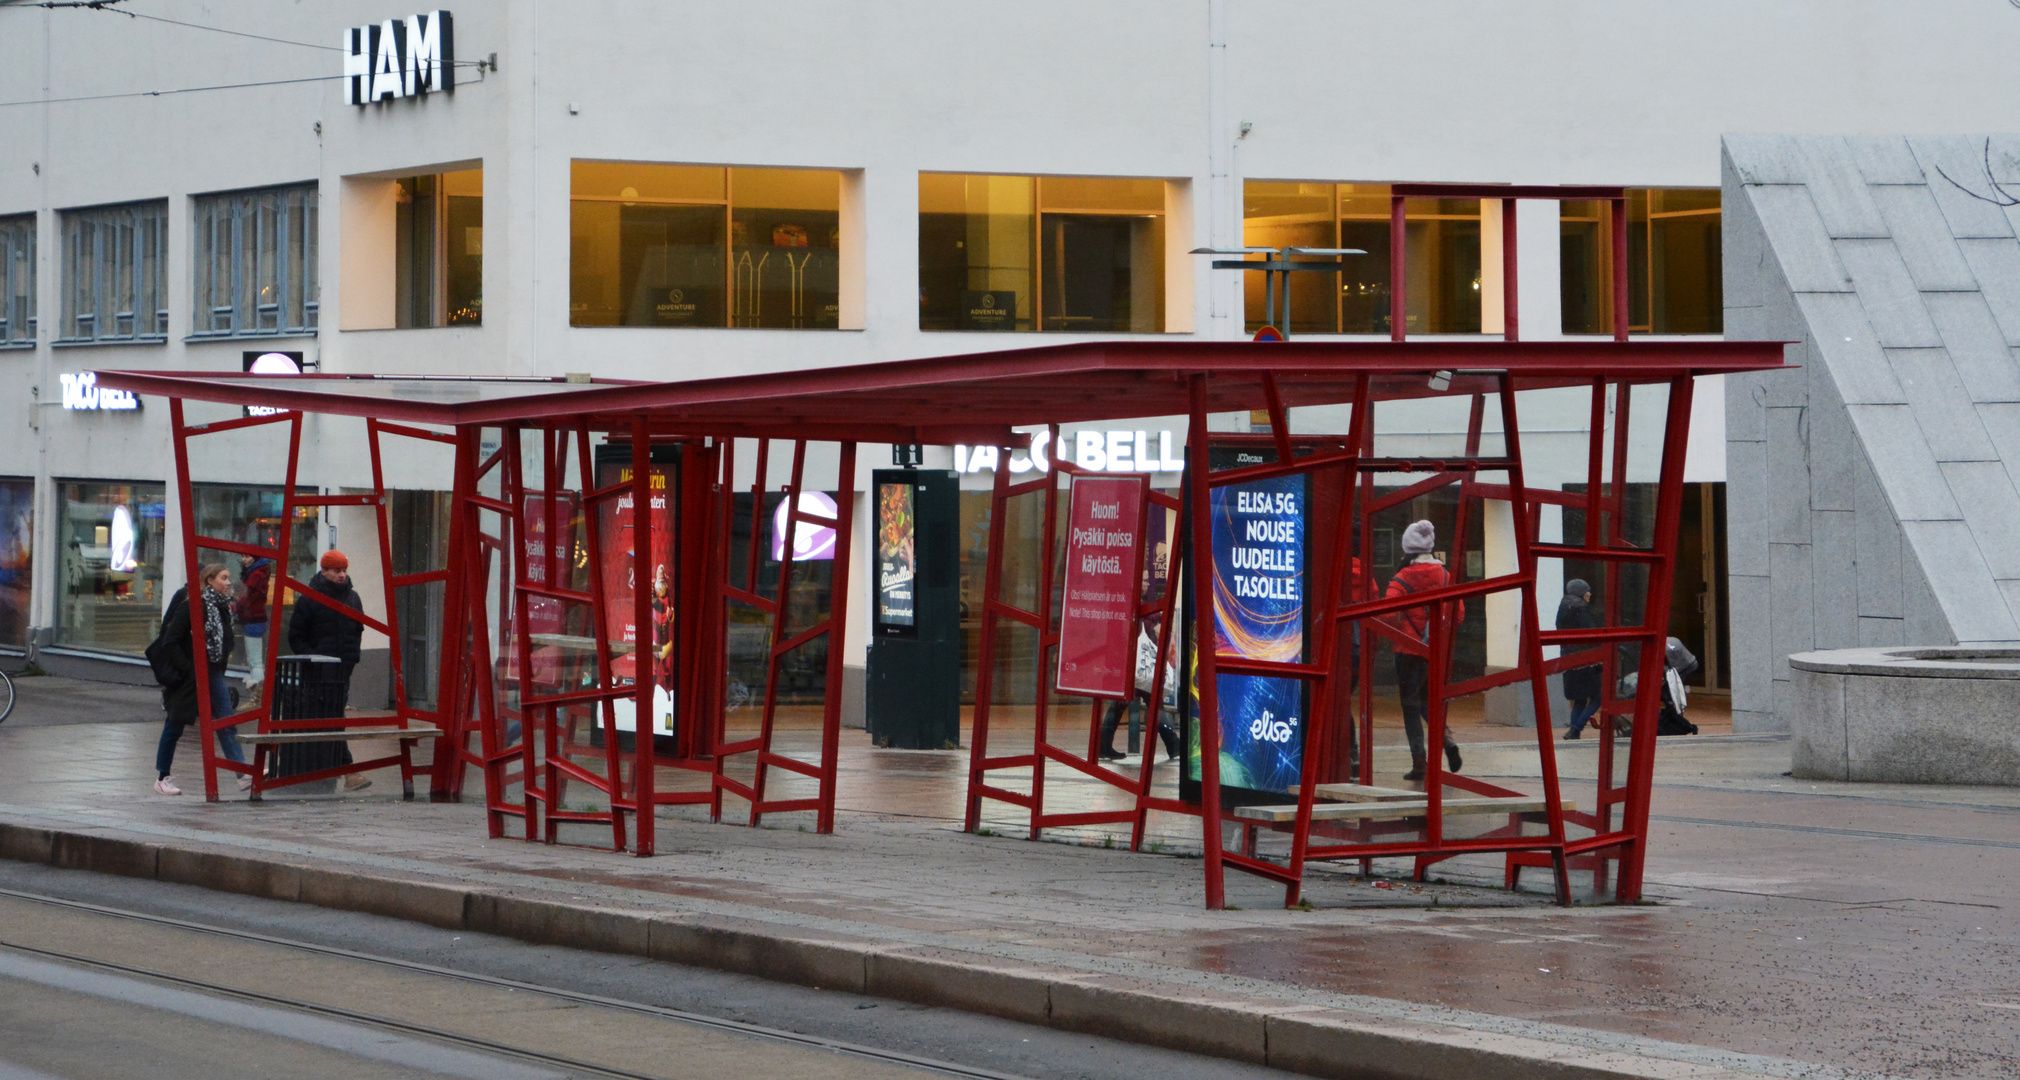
[876,482,916,634]
[1186,445,1310,802]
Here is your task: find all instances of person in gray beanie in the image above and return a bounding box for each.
[1556,579,1604,739]
[1383,519,1462,780]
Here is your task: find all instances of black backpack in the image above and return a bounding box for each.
[145,594,189,688]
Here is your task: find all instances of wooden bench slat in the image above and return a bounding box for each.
[1234,795,1575,824]
[1308,783,1425,802]
[238,725,442,745]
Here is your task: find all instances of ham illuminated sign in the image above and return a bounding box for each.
[344,11,454,105]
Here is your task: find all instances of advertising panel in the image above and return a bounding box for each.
[875,481,916,636]
[595,456,677,736]
[1186,445,1310,803]
[1054,475,1147,699]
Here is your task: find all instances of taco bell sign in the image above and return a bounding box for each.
[344,11,454,105]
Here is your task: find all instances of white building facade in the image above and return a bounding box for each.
[5,0,2020,727]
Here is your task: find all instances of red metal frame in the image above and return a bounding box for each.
[170,405,441,803]
[113,300,1776,904]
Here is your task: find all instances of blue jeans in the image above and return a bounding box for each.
[155,672,246,780]
[1566,696,1601,736]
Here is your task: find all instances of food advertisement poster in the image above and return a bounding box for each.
[876,482,916,633]
[1054,475,1147,699]
[596,460,677,735]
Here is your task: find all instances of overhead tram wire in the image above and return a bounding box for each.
[0,0,492,108]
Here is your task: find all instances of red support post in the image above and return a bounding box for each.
[816,441,857,834]
[1186,376,1228,909]
[629,415,657,856]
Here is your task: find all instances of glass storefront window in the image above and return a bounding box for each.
[56,481,167,655]
[0,479,31,646]
[569,163,841,329]
[1560,188,1722,335]
[396,169,483,327]
[191,484,321,667]
[1241,182,1481,335]
[920,174,1168,333]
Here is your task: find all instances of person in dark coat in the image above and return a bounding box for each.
[288,549,370,790]
[1556,578,1604,740]
[152,563,249,795]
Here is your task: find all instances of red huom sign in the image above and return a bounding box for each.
[1055,475,1149,699]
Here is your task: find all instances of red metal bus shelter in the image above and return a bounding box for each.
[101,327,1780,909]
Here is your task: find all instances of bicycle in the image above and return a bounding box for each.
[0,666,14,725]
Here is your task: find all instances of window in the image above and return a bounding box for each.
[1241,182,1479,335]
[192,184,319,338]
[191,483,321,668]
[0,215,33,347]
[56,480,167,655]
[1561,189,1721,335]
[60,201,168,343]
[0,478,31,647]
[570,163,842,329]
[920,174,1168,333]
[397,169,482,327]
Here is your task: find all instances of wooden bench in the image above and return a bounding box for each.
[1234,794,1574,824]
[236,725,442,800]
[235,724,442,745]
[1309,783,1425,802]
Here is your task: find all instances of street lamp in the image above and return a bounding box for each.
[1191,245,1366,340]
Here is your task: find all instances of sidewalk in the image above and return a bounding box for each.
[2,696,2015,1079]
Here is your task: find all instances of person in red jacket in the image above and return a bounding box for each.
[1385,520,1463,781]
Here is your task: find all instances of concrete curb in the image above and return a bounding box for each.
[0,819,1770,1080]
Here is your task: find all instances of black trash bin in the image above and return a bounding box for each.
[271,655,350,792]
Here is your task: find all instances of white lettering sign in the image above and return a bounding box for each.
[955,429,1182,476]
[59,372,138,412]
[345,11,454,106]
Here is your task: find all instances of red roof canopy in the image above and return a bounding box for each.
[95,338,1786,445]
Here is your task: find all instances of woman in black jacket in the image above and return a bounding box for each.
[1556,579,1604,741]
[153,563,249,795]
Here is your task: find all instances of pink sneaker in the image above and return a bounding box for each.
[236,774,253,792]
[153,777,183,796]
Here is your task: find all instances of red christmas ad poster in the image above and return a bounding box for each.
[1055,474,1148,699]
[596,459,676,734]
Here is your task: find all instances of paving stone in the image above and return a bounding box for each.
[1938,460,2020,580]
[1796,293,1904,405]
[1834,240,1941,347]
[1843,135,1926,185]
[1810,511,1858,650]
[1723,438,1768,577]
[1843,403,1960,521]
[1764,407,1809,545]
[1852,456,1904,619]
[1797,138,1890,239]
[1804,382,1855,512]
[1723,134,1809,185]
[1884,349,1998,462]
[1907,135,2020,238]
[1953,239,2020,343]
[1924,292,2020,402]
[1747,186,1853,293]
[1856,616,1904,647]
[1899,520,2020,642]
[1866,184,1979,291]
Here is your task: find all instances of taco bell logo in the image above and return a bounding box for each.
[344,11,454,105]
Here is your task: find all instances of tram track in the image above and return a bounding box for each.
[0,885,1030,1080]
